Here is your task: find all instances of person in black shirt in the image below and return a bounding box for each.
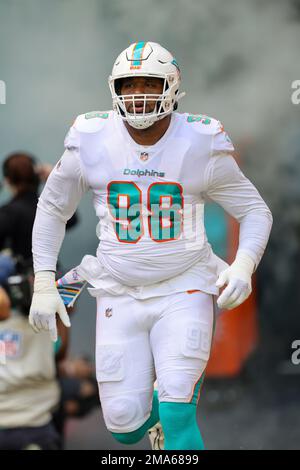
[0,152,77,264]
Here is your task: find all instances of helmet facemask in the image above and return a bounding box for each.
[109,73,181,129]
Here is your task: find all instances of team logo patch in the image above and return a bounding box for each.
[105,308,113,318]
[85,111,109,120]
[187,114,211,125]
[0,330,22,359]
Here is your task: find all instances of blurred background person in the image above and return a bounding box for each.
[0,155,61,449]
[0,152,77,266]
[0,264,61,450]
[0,152,83,449]
[0,254,14,320]
[0,152,98,449]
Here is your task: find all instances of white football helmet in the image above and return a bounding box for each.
[108,41,185,129]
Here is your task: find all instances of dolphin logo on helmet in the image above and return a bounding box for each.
[108,41,185,130]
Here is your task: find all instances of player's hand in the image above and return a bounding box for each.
[29,271,71,342]
[216,251,255,310]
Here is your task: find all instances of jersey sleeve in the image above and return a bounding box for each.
[32,139,89,272]
[211,121,235,156]
[64,122,80,150]
[38,147,89,223]
[204,154,273,268]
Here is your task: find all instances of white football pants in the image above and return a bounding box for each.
[95,290,215,433]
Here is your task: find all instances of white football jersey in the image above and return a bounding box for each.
[33,110,273,298]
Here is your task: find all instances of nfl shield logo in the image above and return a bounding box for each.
[140,152,149,162]
[0,330,22,358]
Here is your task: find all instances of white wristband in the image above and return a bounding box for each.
[234,251,256,277]
[34,271,56,291]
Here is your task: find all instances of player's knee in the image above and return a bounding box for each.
[100,392,151,436]
[102,397,139,430]
[97,345,146,432]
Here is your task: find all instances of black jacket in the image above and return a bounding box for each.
[0,190,78,264]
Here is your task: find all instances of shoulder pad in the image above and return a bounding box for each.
[185,113,221,135]
[73,110,112,133]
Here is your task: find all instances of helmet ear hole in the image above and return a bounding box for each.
[174,102,178,111]
[114,78,123,96]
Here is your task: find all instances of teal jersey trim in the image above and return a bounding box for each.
[191,372,205,405]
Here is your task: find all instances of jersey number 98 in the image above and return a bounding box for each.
[107,181,183,243]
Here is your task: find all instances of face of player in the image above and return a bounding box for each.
[119,76,164,114]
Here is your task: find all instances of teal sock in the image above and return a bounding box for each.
[112,389,160,445]
[159,402,205,450]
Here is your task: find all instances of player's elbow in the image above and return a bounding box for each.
[36,199,69,225]
[259,204,273,228]
[238,204,273,228]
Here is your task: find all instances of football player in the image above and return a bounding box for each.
[29,42,273,450]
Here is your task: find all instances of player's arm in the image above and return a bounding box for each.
[204,125,273,310]
[29,125,89,341]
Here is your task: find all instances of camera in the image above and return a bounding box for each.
[6,272,33,316]
[0,253,33,316]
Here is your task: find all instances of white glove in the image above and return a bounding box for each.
[29,271,71,342]
[216,251,255,310]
